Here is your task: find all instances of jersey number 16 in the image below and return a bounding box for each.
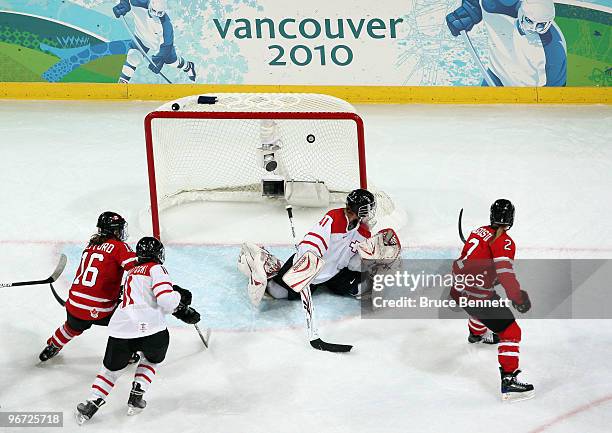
[73,252,104,287]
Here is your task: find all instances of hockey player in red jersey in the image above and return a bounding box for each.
[76,237,200,424]
[451,199,534,401]
[39,212,138,362]
[238,189,400,305]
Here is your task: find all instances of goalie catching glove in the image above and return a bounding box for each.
[357,228,402,264]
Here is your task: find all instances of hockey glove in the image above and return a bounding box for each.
[172,285,192,306]
[512,290,531,314]
[112,1,131,18]
[173,303,201,324]
[148,58,164,74]
[446,0,483,37]
[149,44,176,73]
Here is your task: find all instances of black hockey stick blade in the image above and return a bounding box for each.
[49,283,66,307]
[458,209,467,244]
[310,338,353,353]
[1,254,68,288]
[194,323,211,348]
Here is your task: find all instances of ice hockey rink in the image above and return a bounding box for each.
[1,100,611,433]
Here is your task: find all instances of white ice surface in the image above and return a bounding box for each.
[0,101,611,433]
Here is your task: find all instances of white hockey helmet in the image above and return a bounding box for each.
[148,0,167,18]
[518,0,555,34]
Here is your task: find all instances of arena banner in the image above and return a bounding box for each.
[0,0,609,87]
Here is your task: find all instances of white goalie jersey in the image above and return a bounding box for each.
[297,208,371,285]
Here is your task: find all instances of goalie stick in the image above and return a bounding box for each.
[285,206,353,353]
[1,254,68,307]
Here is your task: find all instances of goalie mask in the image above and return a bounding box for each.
[517,0,555,35]
[346,189,376,221]
[97,211,128,242]
[148,0,167,18]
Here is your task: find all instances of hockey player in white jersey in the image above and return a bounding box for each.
[75,237,201,424]
[238,189,401,306]
[446,0,567,86]
[113,0,196,83]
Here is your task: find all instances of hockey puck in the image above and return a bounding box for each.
[171,103,180,111]
[307,134,315,143]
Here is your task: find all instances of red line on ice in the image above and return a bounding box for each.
[2,239,612,253]
[528,394,612,433]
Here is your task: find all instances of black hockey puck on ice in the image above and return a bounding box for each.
[171,103,180,111]
[307,134,315,143]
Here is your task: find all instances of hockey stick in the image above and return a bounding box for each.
[285,206,353,353]
[458,208,467,244]
[50,282,66,307]
[1,254,67,288]
[459,30,496,87]
[194,323,211,349]
[0,254,68,307]
[121,16,173,84]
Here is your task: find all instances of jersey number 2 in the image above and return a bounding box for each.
[73,252,104,287]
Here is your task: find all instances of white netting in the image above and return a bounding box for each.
[146,93,401,229]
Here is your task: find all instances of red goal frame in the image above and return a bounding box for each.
[144,110,367,239]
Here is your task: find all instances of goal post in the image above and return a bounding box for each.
[143,93,396,240]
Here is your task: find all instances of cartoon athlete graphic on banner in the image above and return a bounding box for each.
[112,0,197,83]
[446,0,567,86]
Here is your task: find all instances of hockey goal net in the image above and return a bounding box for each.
[144,93,400,239]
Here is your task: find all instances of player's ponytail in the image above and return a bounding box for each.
[88,232,112,247]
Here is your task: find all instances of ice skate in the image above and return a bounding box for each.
[39,341,61,362]
[127,382,147,415]
[128,352,140,365]
[184,61,196,82]
[500,368,535,402]
[468,330,499,345]
[75,397,105,424]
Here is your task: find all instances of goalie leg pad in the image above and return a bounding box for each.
[281,251,325,293]
[237,243,281,306]
[237,243,282,278]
